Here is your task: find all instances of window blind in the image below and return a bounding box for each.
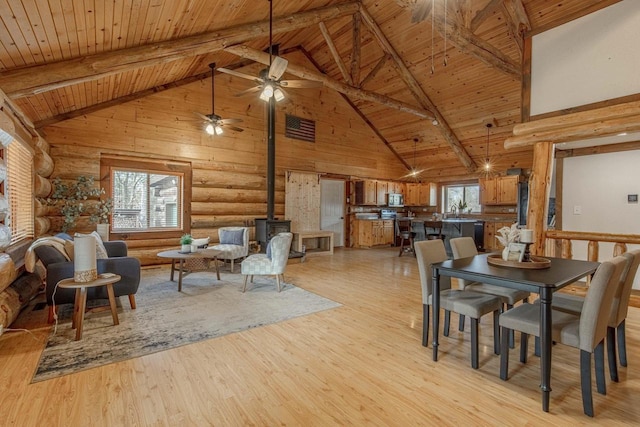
[6,141,34,244]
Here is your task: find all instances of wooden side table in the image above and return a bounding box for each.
[57,274,121,341]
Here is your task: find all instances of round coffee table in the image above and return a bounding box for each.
[57,274,121,341]
[156,248,222,291]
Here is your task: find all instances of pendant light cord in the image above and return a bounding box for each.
[210,63,215,114]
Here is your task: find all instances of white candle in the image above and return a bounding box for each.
[520,229,534,243]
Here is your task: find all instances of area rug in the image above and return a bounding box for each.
[32,267,340,382]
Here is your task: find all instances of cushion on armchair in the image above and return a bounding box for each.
[219,229,244,246]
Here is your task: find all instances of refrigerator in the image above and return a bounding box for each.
[517,181,528,226]
[517,181,556,227]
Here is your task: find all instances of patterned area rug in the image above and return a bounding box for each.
[32,267,340,382]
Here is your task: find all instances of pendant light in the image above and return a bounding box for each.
[411,138,418,177]
[484,123,492,172]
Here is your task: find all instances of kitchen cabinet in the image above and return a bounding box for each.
[480,175,519,205]
[355,180,391,206]
[354,180,377,205]
[405,182,436,206]
[376,181,388,206]
[354,219,394,247]
[483,221,516,251]
[497,175,519,205]
[388,182,405,196]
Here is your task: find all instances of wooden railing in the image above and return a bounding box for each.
[544,230,640,261]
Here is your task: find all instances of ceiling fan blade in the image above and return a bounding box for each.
[217,67,263,83]
[279,79,323,89]
[224,125,245,133]
[218,118,243,125]
[268,56,288,80]
[234,86,262,97]
[193,112,212,122]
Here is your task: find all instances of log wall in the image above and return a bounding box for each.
[41,60,408,264]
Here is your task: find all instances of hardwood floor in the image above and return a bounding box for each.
[1,247,639,425]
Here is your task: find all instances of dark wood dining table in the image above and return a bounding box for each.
[431,253,599,412]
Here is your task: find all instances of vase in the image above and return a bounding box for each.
[181,244,191,253]
[96,223,110,241]
[502,246,510,261]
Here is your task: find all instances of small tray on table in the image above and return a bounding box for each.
[487,254,551,269]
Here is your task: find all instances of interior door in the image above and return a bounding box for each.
[320,179,345,247]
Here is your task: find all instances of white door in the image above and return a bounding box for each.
[320,179,345,247]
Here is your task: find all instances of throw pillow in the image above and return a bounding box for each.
[74,231,109,259]
[64,240,75,261]
[219,229,244,246]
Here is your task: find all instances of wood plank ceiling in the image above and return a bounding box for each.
[0,0,616,181]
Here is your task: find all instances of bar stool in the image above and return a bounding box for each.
[396,219,416,257]
[424,220,444,241]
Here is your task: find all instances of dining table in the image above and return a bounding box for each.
[431,253,600,412]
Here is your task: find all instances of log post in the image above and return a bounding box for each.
[528,141,554,256]
[561,239,572,259]
[613,242,627,257]
[587,240,599,262]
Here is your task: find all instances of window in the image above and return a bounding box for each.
[101,157,191,239]
[444,184,480,214]
[5,139,35,245]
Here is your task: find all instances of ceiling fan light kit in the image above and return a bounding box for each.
[195,62,244,135]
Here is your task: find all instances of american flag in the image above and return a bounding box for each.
[285,114,315,142]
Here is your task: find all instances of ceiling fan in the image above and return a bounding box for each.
[194,63,244,135]
[217,0,322,102]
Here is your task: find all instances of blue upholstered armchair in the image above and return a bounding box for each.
[34,240,141,323]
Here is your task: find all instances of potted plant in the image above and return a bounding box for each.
[180,234,193,253]
[44,176,113,233]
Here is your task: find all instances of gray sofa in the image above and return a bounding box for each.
[34,240,141,323]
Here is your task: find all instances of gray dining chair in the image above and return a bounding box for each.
[450,236,530,344]
[415,239,503,369]
[499,255,628,417]
[550,249,640,382]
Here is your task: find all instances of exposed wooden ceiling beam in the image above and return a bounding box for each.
[224,45,434,120]
[0,1,361,99]
[35,71,210,129]
[436,12,521,79]
[454,0,472,28]
[299,47,412,171]
[318,22,352,85]
[470,0,502,32]
[505,100,640,148]
[351,13,361,86]
[395,0,520,79]
[359,54,389,88]
[359,6,477,172]
[501,0,531,56]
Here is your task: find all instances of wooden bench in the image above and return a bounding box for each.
[293,231,334,257]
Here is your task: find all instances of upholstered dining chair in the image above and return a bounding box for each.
[550,249,640,382]
[241,232,292,292]
[396,219,416,257]
[212,226,250,273]
[499,255,628,417]
[450,236,530,345]
[415,239,503,369]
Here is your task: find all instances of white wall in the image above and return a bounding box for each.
[562,150,640,289]
[530,0,640,115]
